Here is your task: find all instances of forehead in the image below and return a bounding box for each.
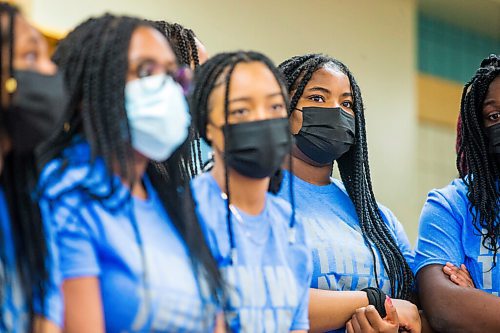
[128,25,174,61]
[486,75,500,99]
[305,66,350,91]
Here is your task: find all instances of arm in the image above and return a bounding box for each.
[62,277,105,333]
[33,317,61,333]
[309,289,369,332]
[418,264,500,333]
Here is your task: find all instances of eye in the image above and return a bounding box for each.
[23,51,38,64]
[308,94,325,103]
[342,100,353,109]
[229,108,249,117]
[137,62,157,78]
[271,103,285,112]
[488,112,500,122]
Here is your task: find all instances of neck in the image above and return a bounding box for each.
[284,145,333,186]
[211,155,269,216]
[115,151,150,200]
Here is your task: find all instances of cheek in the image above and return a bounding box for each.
[206,125,225,152]
[289,110,303,135]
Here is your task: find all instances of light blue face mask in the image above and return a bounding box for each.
[125,74,191,162]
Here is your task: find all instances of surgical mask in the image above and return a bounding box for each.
[488,122,500,154]
[222,118,291,179]
[294,106,355,165]
[5,70,67,154]
[125,74,190,162]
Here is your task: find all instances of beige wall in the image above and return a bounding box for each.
[29,0,421,242]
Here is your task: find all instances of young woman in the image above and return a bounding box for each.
[414,54,500,332]
[0,2,65,332]
[38,14,223,333]
[190,51,312,332]
[277,54,420,333]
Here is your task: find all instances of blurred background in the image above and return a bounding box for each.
[11,0,500,244]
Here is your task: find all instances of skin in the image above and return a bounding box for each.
[0,13,56,173]
[195,37,208,66]
[285,66,421,333]
[62,25,178,333]
[417,75,500,333]
[0,12,59,333]
[205,61,304,333]
[346,298,399,333]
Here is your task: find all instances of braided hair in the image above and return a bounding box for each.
[152,20,205,177]
[190,51,294,264]
[0,2,49,330]
[456,54,500,266]
[39,13,224,315]
[153,21,201,68]
[279,54,414,300]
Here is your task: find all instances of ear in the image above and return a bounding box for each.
[206,123,215,142]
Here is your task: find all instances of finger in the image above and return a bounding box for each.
[384,296,399,324]
[442,265,454,276]
[354,307,373,331]
[346,320,355,333]
[445,262,455,268]
[350,314,362,333]
[364,304,386,328]
[455,270,474,285]
[461,264,469,272]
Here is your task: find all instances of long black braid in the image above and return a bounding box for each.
[189,51,294,265]
[0,2,49,330]
[38,13,224,317]
[279,54,414,300]
[152,20,204,177]
[456,54,500,267]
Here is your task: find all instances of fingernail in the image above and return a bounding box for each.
[443,266,451,272]
[451,274,457,279]
[447,262,454,267]
[386,295,393,307]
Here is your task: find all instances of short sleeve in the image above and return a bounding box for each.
[413,188,465,275]
[290,272,311,330]
[43,199,101,279]
[380,205,414,266]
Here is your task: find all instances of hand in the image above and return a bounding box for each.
[346,296,399,333]
[442,262,475,288]
[391,299,421,333]
[213,313,226,333]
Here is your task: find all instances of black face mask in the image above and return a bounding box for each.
[487,122,500,154]
[5,70,67,154]
[222,118,291,179]
[295,106,355,165]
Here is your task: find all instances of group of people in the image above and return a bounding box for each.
[0,2,499,332]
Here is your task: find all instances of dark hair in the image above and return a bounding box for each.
[153,21,201,68]
[0,2,49,330]
[456,54,500,267]
[278,54,414,299]
[152,20,204,177]
[39,13,224,315]
[189,51,293,264]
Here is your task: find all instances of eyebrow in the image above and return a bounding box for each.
[342,92,353,97]
[307,86,331,94]
[228,92,282,104]
[484,99,497,107]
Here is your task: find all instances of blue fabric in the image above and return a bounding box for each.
[414,178,500,296]
[191,172,312,332]
[39,140,215,332]
[278,170,413,333]
[0,187,63,331]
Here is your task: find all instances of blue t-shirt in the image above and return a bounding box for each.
[278,170,413,333]
[414,178,500,295]
[39,141,215,332]
[0,187,63,331]
[191,172,312,332]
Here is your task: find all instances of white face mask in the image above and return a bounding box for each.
[125,74,190,162]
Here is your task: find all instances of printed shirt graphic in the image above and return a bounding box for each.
[0,187,63,332]
[414,178,500,296]
[279,170,413,333]
[39,140,214,333]
[191,172,312,333]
